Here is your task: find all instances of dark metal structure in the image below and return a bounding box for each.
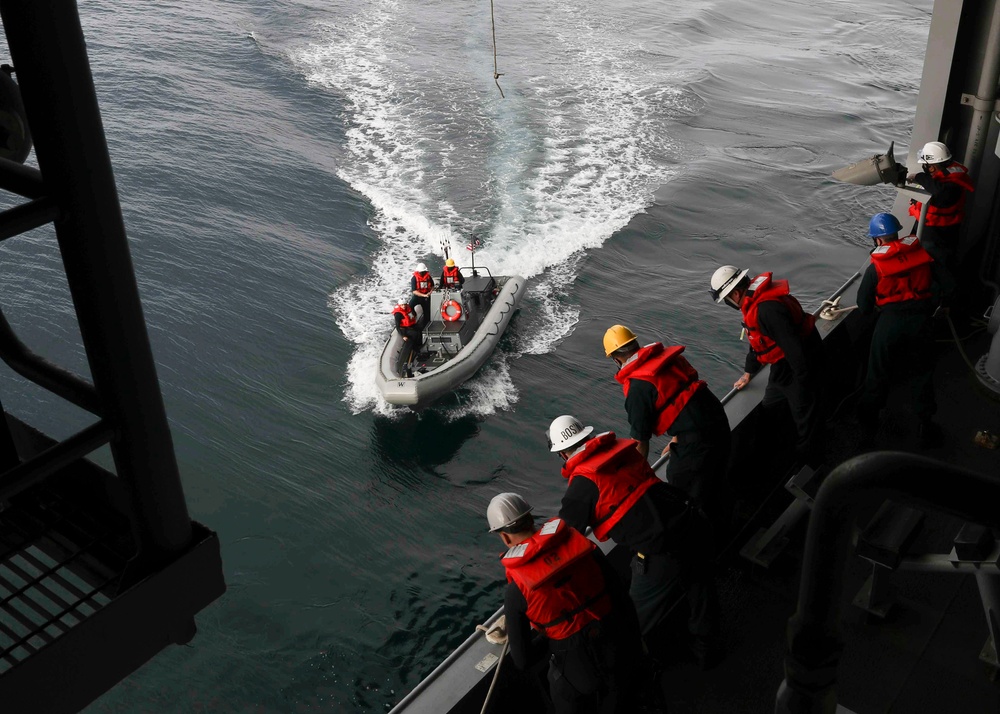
[776,453,1000,714]
[0,2,225,712]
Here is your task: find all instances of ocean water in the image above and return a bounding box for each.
[0,0,930,711]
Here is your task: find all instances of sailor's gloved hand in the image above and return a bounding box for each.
[479,615,507,645]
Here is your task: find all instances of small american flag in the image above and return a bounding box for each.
[466,239,482,251]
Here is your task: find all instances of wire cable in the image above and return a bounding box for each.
[479,638,508,714]
[489,0,504,98]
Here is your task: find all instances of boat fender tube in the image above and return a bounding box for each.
[442,299,463,322]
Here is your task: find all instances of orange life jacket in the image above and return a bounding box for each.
[441,265,462,288]
[907,162,975,227]
[871,236,934,306]
[413,271,433,293]
[615,343,706,436]
[502,518,611,640]
[740,273,816,365]
[392,303,417,328]
[561,432,658,541]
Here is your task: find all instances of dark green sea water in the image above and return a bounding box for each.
[0,0,930,710]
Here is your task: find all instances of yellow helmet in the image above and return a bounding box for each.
[603,325,637,357]
[445,258,455,267]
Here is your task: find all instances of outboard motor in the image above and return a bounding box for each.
[832,141,907,186]
[976,294,1000,397]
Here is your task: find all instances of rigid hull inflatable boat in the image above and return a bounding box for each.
[376,270,527,409]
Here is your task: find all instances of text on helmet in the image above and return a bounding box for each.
[560,424,580,440]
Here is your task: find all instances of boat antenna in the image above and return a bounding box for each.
[441,240,450,261]
[467,237,481,276]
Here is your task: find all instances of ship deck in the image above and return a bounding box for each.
[654,325,1000,714]
[389,309,1000,714]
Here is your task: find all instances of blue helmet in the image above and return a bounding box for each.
[868,212,902,239]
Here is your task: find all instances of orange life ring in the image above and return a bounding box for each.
[441,299,463,322]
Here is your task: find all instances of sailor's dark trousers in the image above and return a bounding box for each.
[857,306,936,421]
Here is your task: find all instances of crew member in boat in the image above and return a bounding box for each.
[710,265,826,469]
[602,324,731,528]
[409,262,435,327]
[546,415,721,669]
[391,299,422,378]
[439,257,464,289]
[906,141,975,274]
[486,491,645,713]
[854,213,951,446]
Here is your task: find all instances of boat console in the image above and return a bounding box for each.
[461,275,497,312]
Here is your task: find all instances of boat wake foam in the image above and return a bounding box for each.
[289,0,683,417]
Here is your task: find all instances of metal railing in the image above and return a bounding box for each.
[776,451,1000,714]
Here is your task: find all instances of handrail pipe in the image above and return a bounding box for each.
[775,452,1000,714]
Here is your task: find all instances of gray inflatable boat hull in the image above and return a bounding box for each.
[376,275,527,408]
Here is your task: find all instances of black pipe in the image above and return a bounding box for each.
[0,306,102,414]
[0,0,192,559]
[0,420,112,501]
[0,156,44,199]
[0,397,19,472]
[776,451,1000,714]
[0,196,58,242]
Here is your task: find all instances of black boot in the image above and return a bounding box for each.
[918,418,944,447]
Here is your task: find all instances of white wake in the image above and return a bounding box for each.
[290,0,683,417]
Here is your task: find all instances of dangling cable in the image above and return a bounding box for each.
[476,616,509,714]
[490,0,505,98]
[945,310,981,373]
[479,639,508,714]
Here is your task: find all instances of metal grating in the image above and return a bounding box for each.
[0,486,134,674]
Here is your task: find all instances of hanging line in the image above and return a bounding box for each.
[490,0,505,98]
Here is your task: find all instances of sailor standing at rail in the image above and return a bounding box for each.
[546,415,722,669]
[709,265,826,469]
[409,262,435,327]
[855,213,951,446]
[906,141,975,274]
[486,492,645,714]
[602,324,732,528]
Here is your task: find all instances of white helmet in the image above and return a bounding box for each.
[487,492,533,532]
[918,141,951,165]
[709,265,749,304]
[547,415,594,453]
[397,298,408,306]
[415,262,428,273]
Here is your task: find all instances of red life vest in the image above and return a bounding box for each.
[502,518,611,640]
[392,303,417,328]
[615,343,706,436]
[740,273,816,365]
[441,265,462,288]
[413,271,433,293]
[561,432,658,541]
[907,162,975,227]
[871,236,934,306]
